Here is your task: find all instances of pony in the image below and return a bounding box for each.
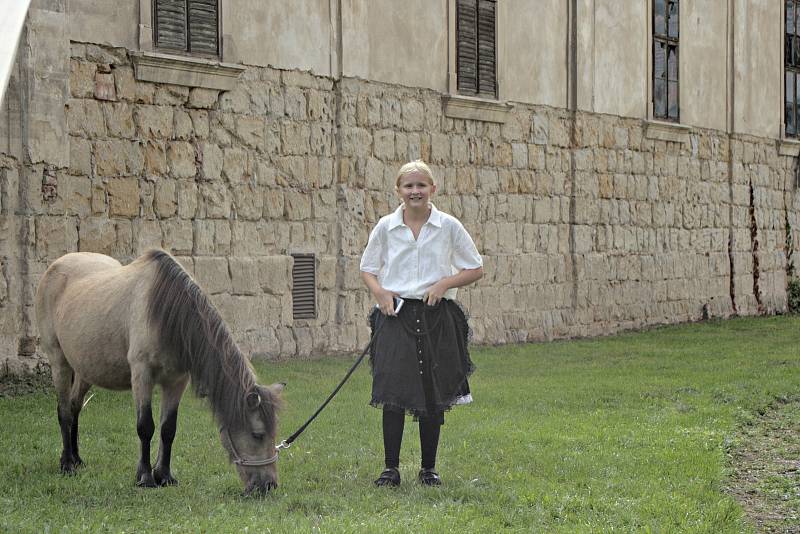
[35,249,284,495]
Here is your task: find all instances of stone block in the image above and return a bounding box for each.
[162,219,193,255]
[78,216,115,255]
[190,110,210,139]
[174,109,193,140]
[107,178,140,217]
[373,129,395,160]
[66,99,106,137]
[199,182,232,219]
[258,256,292,295]
[229,257,260,295]
[59,174,91,217]
[317,255,336,289]
[233,183,264,220]
[263,189,285,219]
[36,216,79,261]
[177,181,198,219]
[281,122,311,155]
[167,141,197,179]
[103,102,135,137]
[312,189,337,220]
[95,72,117,101]
[154,85,190,106]
[402,99,425,131]
[237,116,266,150]
[135,105,173,138]
[194,256,232,294]
[284,190,311,220]
[284,87,307,119]
[154,179,177,217]
[144,140,168,176]
[134,219,163,253]
[69,60,96,98]
[188,88,220,109]
[223,147,248,182]
[199,142,223,181]
[69,137,92,175]
[113,66,136,101]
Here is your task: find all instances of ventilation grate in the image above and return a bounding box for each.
[291,253,316,320]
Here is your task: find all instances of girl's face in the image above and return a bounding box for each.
[396,171,436,209]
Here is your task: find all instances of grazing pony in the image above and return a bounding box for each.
[35,250,284,495]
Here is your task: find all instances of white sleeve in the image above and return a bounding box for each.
[359,222,385,274]
[451,221,483,270]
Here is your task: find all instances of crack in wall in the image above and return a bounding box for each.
[748,180,763,312]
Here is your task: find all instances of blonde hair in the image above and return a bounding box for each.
[395,160,435,187]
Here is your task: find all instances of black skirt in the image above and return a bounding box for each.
[368,299,474,420]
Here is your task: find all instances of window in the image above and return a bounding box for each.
[787,0,800,136]
[154,0,219,57]
[652,0,679,121]
[456,0,497,99]
[291,254,316,320]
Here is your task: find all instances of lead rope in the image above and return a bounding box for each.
[276,314,386,451]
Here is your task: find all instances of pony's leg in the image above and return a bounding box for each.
[130,364,157,488]
[47,345,80,474]
[68,377,92,467]
[153,375,189,486]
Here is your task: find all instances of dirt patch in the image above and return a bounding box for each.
[0,369,52,398]
[727,398,800,533]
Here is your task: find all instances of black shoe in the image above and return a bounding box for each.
[418,468,441,486]
[374,467,400,487]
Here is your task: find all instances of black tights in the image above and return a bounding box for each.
[382,408,441,470]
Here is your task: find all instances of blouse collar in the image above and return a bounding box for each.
[388,203,442,230]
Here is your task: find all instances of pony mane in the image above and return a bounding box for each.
[144,250,275,433]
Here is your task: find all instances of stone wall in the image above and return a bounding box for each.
[1,41,798,375]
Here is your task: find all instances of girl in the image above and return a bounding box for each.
[360,160,483,487]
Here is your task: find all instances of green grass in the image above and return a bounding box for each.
[1,316,798,532]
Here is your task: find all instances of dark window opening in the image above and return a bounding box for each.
[456,0,497,99]
[787,0,800,137]
[291,254,316,320]
[653,0,679,121]
[154,0,219,58]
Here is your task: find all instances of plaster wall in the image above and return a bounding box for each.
[733,0,782,138]
[67,0,138,50]
[341,0,448,91]
[680,0,729,131]
[500,0,568,108]
[578,0,648,118]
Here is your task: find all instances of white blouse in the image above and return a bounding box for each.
[360,204,483,300]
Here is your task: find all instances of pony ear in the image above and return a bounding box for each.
[268,382,285,395]
[245,390,261,409]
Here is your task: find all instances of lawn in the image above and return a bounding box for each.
[1,316,798,532]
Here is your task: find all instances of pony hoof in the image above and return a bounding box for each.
[154,470,178,486]
[136,473,158,488]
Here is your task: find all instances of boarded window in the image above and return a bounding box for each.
[787,0,800,137]
[154,0,219,57]
[291,254,316,320]
[456,0,497,99]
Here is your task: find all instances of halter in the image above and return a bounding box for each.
[221,427,280,467]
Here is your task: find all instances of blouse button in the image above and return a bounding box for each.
[419,371,423,375]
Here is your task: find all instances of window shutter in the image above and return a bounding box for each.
[456,0,478,95]
[477,0,496,98]
[188,0,219,56]
[155,0,188,51]
[291,254,317,320]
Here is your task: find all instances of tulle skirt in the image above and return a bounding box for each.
[368,299,474,421]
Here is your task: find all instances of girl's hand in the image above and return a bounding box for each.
[376,289,399,316]
[423,281,448,306]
